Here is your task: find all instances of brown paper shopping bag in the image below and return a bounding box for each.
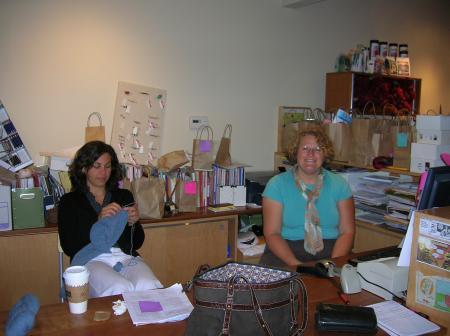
[349,102,383,167]
[323,109,352,163]
[131,175,165,219]
[392,109,415,170]
[175,179,198,212]
[157,150,189,172]
[85,112,105,143]
[215,124,232,168]
[192,126,214,170]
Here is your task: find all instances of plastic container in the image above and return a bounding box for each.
[399,44,408,58]
[388,43,398,58]
[369,40,379,59]
[379,41,388,58]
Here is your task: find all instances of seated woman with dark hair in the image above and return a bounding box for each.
[58,141,162,298]
[260,125,355,267]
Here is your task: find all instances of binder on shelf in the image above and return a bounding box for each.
[12,187,45,229]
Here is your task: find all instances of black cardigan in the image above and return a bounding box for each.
[57,189,145,261]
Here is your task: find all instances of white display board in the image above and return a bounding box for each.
[111,82,166,166]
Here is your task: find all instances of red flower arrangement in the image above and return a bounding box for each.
[352,74,417,116]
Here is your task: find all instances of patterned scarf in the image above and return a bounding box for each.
[294,166,324,255]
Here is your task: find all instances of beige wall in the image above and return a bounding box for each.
[0,0,448,171]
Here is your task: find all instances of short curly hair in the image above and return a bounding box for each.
[287,124,334,164]
[68,141,122,193]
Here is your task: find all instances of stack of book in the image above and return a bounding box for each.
[384,183,417,231]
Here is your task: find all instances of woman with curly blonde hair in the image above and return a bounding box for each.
[260,125,355,267]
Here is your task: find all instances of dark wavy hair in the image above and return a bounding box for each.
[287,124,335,164]
[68,141,122,192]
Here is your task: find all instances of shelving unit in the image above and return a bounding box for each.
[325,72,421,115]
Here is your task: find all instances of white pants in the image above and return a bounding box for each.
[85,248,163,298]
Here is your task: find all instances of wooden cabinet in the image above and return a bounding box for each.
[325,72,421,114]
[140,215,236,286]
[0,208,259,311]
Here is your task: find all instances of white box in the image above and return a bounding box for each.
[0,184,12,231]
[410,157,443,173]
[218,185,247,206]
[416,115,450,131]
[411,143,450,160]
[416,129,450,145]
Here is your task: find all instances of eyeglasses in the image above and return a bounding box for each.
[300,145,322,154]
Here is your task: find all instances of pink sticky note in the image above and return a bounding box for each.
[139,301,163,312]
[199,140,212,152]
[184,181,197,195]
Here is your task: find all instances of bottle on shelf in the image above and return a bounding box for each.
[380,41,388,58]
[388,43,398,58]
[369,40,380,59]
[399,44,408,58]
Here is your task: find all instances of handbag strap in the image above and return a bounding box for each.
[222,124,232,139]
[87,112,103,126]
[221,275,273,336]
[288,278,308,336]
[196,125,213,141]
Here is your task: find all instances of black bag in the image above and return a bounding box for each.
[185,262,308,336]
[315,303,378,334]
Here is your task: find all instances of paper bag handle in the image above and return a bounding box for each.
[221,124,232,138]
[361,101,376,118]
[87,112,103,127]
[196,125,213,141]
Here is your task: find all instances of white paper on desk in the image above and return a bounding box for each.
[123,284,193,326]
[367,300,439,336]
[397,212,414,267]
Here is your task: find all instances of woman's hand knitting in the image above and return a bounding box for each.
[124,203,139,225]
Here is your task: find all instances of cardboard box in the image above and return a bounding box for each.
[0,185,12,231]
[411,143,450,160]
[406,207,450,329]
[410,157,443,173]
[416,115,450,131]
[417,129,450,145]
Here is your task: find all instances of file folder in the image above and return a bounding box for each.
[12,187,45,229]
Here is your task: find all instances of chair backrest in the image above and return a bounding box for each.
[57,235,65,303]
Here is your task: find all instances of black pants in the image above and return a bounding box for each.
[259,239,337,267]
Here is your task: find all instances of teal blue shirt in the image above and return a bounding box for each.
[262,169,352,240]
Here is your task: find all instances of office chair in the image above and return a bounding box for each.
[57,236,65,303]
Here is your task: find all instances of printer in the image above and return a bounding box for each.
[357,257,409,300]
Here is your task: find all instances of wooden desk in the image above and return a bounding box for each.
[0,207,261,311]
[1,258,445,335]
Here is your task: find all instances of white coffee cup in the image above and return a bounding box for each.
[63,266,90,314]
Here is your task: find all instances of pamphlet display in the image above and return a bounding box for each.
[0,101,33,172]
[111,82,166,166]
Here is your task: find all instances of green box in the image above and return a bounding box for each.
[12,187,45,229]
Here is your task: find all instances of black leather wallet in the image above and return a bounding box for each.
[315,303,378,334]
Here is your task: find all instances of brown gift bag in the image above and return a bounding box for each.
[85,112,105,143]
[158,150,189,172]
[323,109,352,163]
[131,175,165,219]
[370,104,397,159]
[175,179,198,212]
[192,126,214,170]
[282,108,324,154]
[349,102,383,167]
[392,109,415,170]
[215,124,232,168]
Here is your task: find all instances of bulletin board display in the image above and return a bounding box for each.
[0,100,33,172]
[111,82,166,166]
[406,207,450,329]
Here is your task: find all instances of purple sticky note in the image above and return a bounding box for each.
[184,181,197,195]
[139,300,163,312]
[199,140,212,152]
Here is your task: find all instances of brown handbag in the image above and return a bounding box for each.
[185,262,308,336]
